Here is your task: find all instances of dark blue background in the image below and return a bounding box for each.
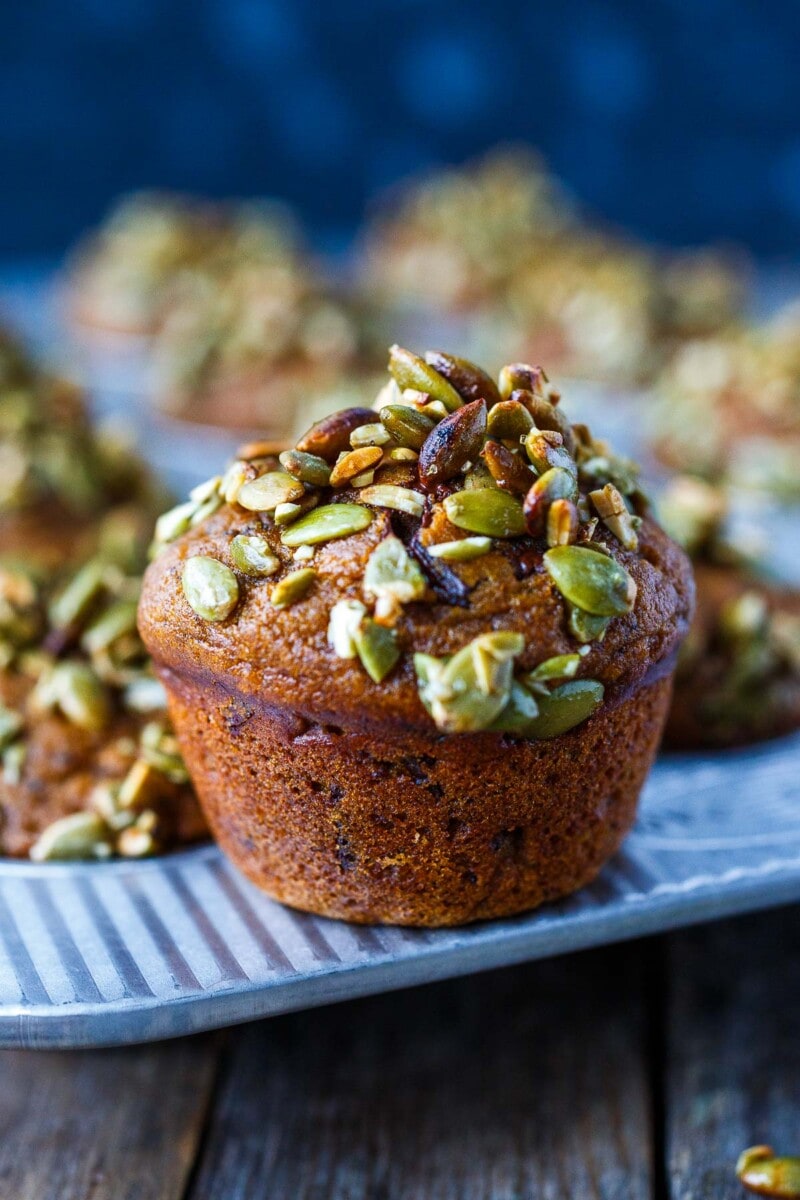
[4,0,800,258]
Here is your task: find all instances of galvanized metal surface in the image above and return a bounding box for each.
[1,736,799,1049]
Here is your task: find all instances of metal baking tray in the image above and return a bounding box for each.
[2,734,799,1049]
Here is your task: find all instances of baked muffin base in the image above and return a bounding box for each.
[160,666,672,926]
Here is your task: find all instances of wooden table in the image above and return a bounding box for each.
[0,903,797,1199]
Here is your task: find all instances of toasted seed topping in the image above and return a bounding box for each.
[481,439,535,494]
[525,652,585,688]
[544,545,637,618]
[354,618,401,682]
[414,632,525,733]
[274,494,318,526]
[524,468,579,537]
[280,503,372,547]
[230,534,280,577]
[568,605,612,644]
[364,535,426,606]
[296,407,376,460]
[329,445,384,487]
[350,422,391,449]
[31,661,111,731]
[270,567,317,608]
[237,470,305,512]
[428,536,492,561]
[328,598,368,658]
[486,398,534,441]
[736,1146,800,1198]
[30,812,112,862]
[379,404,436,449]
[388,344,463,412]
[424,350,502,407]
[444,488,526,538]
[589,483,640,550]
[279,449,332,487]
[358,485,426,517]
[182,556,240,621]
[418,398,487,487]
[546,497,580,547]
[519,680,604,738]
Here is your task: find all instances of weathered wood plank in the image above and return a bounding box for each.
[190,944,653,1200]
[0,1033,222,1200]
[665,905,800,1199]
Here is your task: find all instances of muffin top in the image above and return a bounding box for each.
[140,347,694,738]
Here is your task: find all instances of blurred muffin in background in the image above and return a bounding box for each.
[0,326,165,569]
[0,551,206,859]
[65,191,302,337]
[653,304,800,498]
[149,255,384,439]
[360,146,578,313]
[659,475,800,749]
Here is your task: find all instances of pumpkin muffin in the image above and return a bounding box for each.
[659,476,800,749]
[139,347,694,925]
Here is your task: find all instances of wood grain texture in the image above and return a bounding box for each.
[190,945,653,1200]
[665,905,800,1199]
[0,1033,222,1200]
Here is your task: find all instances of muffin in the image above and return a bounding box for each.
[139,347,694,925]
[0,552,207,859]
[659,476,800,749]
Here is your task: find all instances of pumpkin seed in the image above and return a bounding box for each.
[521,680,604,738]
[3,742,26,784]
[117,825,157,858]
[736,1146,800,1198]
[237,471,305,512]
[546,497,579,547]
[364,535,426,605]
[354,618,400,682]
[481,439,535,494]
[388,345,463,412]
[230,534,280,577]
[589,483,639,550]
[280,503,372,547]
[270,567,316,608]
[521,392,577,455]
[292,544,315,563]
[189,476,222,505]
[279,449,332,487]
[329,445,383,487]
[296,406,376,460]
[358,485,425,517]
[568,605,612,643]
[0,703,23,749]
[350,422,391,449]
[488,680,540,733]
[418,398,487,487]
[236,438,287,461]
[34,661,111,731]
[428,536,492,562]
[523,468,579,536]
[414,632,524,733]
[182,556,240,621]
[327,598,368,658]
[526,653,584,687]
[524,429,577,477]
[424,350,502,407]
[153,500,196,547]
[30,812,112,862]
[274,494,318,526]
[49,558,108,630]
[498,363,547,400]
[81,600,139,655]
[387,447,419,463]
[220,460,256,505]
[486,399,534,441]
[117,759,157,811]
[444,488,526,538]
[379,404,436,450]
[544,545,637,617]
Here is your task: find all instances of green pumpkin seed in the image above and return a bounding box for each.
[35,661,111,731]
[524,429,577,477]
[270,567,316,608]
[498,363,547,399]
[414,632,524,733]
[153,500,196,548]
[481,440,535,494]
[364,535,426,605]
[280,503,372,547]
[237,471,305,512]
[354,618,400,682]
[358,485,426,517]
[526,654,584,687]
[443,488,526,538]
[424,350,502,407]
[296,407,376,460]
[327,598,368,658]
[736,1146,800,1198]
[2,741,26,784]
[230,534,280,577]
[0,703,23,749]
[520,680,604,739]
[81,600,139,655]
[544,545,637,617]
[523,467,578,537]
[488,680,540,733]
[274,494,318,526]
[48,558,108,630]
[29,811,112,862]
[389,345,463,412]
[379,404,437,450]
[486,399,534,441]
[279,449,332,487]
[418,398,487,487]
[182,556,240,621]
[428,536,492,562]
[350,422,391,449]
[568,605,612,644]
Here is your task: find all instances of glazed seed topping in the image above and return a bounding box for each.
[182,556,240,621]
[270,567,316,609]
[736,1146,800,1198]
[154,346,655,733]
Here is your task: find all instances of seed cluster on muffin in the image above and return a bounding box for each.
[140,346,693,925]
